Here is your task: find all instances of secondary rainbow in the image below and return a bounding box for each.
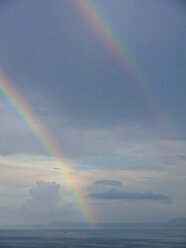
[74,0,151,97]
[73,0,169,135]
[0,71,98,228]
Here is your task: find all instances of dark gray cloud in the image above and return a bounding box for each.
[0,0,14,9]
[0,0,185,133]
[94,180,122,187]
[0,0,185,159]
[89,189,171,203]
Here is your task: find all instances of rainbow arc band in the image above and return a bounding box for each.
[74,0,170,136]
[0,0,172,228]
[0,71,98,228]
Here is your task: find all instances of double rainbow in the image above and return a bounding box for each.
[0,0,169,228]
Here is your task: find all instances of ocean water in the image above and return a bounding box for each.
[0,228,185,248]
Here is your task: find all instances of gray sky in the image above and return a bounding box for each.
[0,0,185,225]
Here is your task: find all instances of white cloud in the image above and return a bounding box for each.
[0,181,77,225]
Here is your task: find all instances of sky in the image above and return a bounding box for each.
[0,0,185,226]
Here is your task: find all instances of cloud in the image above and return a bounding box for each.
[0,181,78,225]
[26,181,61,211]
[94,180,122,187]
[89,189,171,203]
[1,0,185,134]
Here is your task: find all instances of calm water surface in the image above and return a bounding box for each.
[0,228,185,248]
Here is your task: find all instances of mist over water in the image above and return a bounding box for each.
[0,228,186,248]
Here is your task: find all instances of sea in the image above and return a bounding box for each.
[0,228,185,248]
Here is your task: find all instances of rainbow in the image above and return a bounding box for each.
[0,0,170,229]
[0,71,98,228]
[73,0,151,95]
[73,0,169,135]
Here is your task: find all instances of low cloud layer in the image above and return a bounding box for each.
[27,181,61,211]
[89,189,171,203]
[0,181,77,225]
[94,180,122,187]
